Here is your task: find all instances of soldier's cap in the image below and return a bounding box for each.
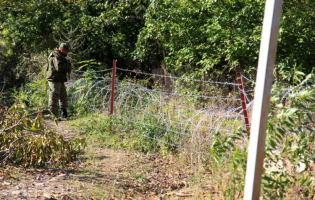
[59,43,71,52]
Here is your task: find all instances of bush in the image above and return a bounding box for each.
[0,103,86,167]
[262,74,315,198]
[14,77,48,110]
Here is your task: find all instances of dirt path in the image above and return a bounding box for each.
[0,119,204,200]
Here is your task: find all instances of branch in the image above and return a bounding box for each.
[0,110,43,134]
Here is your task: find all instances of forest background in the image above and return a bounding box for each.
[1,0,315,199]
[1,0,314,104]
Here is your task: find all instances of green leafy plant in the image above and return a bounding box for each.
[69,70,108,116]
[14,77,48,110]
[208,130,247,198]
[263,74,315,198]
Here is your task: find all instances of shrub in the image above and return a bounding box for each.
[0,103,86,167]
[14,75,48,110]
[263,74,315,198]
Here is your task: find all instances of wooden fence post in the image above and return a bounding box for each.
[236,72,251,133]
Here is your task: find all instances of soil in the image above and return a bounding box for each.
[0,118,207,200]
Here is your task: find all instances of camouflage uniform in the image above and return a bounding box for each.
[46,43,71,117]
[48,81,67,116]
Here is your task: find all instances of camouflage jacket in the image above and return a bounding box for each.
[46,49,71,82]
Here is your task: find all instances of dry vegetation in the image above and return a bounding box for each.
[0,118,227,200]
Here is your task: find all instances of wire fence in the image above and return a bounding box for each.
[1,65,314,157]
[68,67,255,154]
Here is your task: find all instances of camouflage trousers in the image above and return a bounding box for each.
[48,81,67,116]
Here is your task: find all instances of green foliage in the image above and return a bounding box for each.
[134,0,315,83]
[118,114,181,154]
[0,104,86,167]
[262,74,315,198]
[69,110,181,155]
[78,0,149,67]
[67,113,122,149]
[277,0,315,81]
[0,0,69,53]
[134,0,264,80]
[204,73,315,198]
[69,68,111,116]
[14,76,48,110]
[208,130,247,198]
[2,0,315,107]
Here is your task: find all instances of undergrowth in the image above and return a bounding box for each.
[67,113,180,154]
[67,73,315,199]
[0,103,86,168]
[4,66,315,199]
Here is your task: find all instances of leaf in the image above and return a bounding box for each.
[295,71,305,76]
[283,108,298,117]
[277,127,286,136]
[269,139,277,149]
[31,124,38,132]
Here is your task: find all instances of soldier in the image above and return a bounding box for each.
[46,43,72,119]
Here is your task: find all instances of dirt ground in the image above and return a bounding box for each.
[0,119,210,200]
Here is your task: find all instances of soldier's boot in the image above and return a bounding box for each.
[61,108,68,118]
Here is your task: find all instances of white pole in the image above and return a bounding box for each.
[244,0,283,199]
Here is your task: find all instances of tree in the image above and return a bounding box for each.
[277,0,315,82]
[134,0,265,81]
[134,0,315,83]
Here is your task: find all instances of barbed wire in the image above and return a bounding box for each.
[116,67,241,86]
[280,79,313,103]
[4,65,315,159]
[66,67,253,154]
[0,66,255,158]
[242,75,255,84]
[72,68,113,74]
[117,118,212,155]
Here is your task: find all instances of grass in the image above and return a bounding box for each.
[65,107,249,199]
[67,113,123,149]
[62,79,315,199]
